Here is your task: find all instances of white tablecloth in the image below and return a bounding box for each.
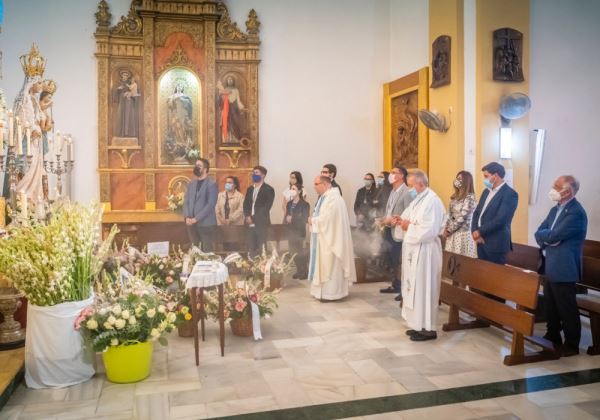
[186,262,228,288]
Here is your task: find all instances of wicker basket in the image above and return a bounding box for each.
[230,316,253,337]
[177,320,195,337]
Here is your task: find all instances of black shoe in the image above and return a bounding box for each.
[405,329,419,337]
[543,334,562,349]
[560,346,579,357]
[380,286,399,294]
[394,294,403,302]
[410,331,437,342]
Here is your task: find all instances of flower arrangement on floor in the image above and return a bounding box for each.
[78,278,176,352]
[0,201,117,306]
[0,201,118,388]
[78,278,177,383]
[204,279,279,336]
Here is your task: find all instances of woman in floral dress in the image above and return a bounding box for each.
[443,171,477,257]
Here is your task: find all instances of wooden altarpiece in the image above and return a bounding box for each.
[94,0,260,246]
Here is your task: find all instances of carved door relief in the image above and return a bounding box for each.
[95,0,260,224]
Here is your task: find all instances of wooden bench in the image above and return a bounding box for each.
[507,241,600,355]
[441,251,559,366]
[577,256,600,355]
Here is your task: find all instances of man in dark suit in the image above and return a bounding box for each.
[183,158,218,251]
[535,175,587,357]
[243,165,275,256]
[471,161,518,265]
[321,163,342,196]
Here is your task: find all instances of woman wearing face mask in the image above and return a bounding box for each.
[282,171,305,214]
[353,173,378,231]
[284,184,310,279]
[216,176,245,226]
[442,171,477,257]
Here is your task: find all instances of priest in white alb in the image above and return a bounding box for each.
[308,175,356,300]
[395,170,446,341]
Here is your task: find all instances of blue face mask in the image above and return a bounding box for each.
[408,187,417,199]
[252,174,262,183]
[224,182,234,191]
[376,178,384,187]
[483,178,493,190]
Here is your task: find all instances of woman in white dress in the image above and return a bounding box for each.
[442,171,477,257]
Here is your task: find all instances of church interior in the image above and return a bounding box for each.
[1,0,600,419]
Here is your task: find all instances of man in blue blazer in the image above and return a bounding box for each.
[183,158,218,252]
[471,162,519,265]
[535,175,587,357]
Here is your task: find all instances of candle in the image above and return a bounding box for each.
[55,131,62,156]
[0,121,4,153]
[19,191,28,219]
[67,137,73,161]
[25,124,32,156]
[16,118,23,155]
[8,111,14,147]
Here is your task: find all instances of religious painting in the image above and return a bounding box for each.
[112,67,141,146]
[157,67,202,166]
[216,73,248,145]
[493,27,524,82]
[431,35,451,88]
[383,67,429,171]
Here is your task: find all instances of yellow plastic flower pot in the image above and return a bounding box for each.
[102,341,154,383]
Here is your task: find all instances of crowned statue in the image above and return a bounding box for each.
[13,44,48,204]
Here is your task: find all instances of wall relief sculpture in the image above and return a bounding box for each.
[493,27,524,82]
[431,35,450,88]
[391,91,419,168]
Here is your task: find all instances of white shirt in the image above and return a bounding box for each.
[251,184,262,216]
[478,182,505,226]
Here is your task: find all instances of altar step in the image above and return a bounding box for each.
[0,348,24,411]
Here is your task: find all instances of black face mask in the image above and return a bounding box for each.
[193,167,203,177]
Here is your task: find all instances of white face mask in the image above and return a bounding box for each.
[289,190,298,199]
[453,179,462,189]
[548,188,563,202]
[388,174,397,184]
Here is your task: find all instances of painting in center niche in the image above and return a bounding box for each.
[391,90,419,168]
[158,67,202,166]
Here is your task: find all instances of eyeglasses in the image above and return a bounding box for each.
[320,170,329,175]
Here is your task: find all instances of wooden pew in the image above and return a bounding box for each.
[584,239,600,259]
[577,256,600,355]
[441,251,559,366]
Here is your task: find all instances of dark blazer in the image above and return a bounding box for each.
[332,179,342,196]
[286,200,310,239]
[373,185,391,217]
[534,198,587,283]
[243,183,275,227]
[183,178,218,226]
[353,186,377,217]
[471,183,518,253]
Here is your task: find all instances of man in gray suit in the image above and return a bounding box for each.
[379,164,414,301]
[183,158,218,252]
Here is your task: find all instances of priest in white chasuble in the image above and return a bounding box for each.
[396,170,446,341]
[308,175,356,300]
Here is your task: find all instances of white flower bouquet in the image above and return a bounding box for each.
[77,278,176,352]
[0,202,118,306]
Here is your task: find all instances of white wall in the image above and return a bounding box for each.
[389,0,429,78]
[1,0,429,223]
[528,0,600,241]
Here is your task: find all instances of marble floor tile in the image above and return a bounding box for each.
[5,385,68,407]
[539,404,598,420]
[94,383,136,416]
[168,403,207,420]
[18,400,97,420]
[64,375,104,402]
[348,359,395,384]
[134,393,169,420]
[525,386,595,407]
[0,405,24,420]
[205,395,279,417]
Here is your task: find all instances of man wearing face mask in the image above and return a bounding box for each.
[243,165,275,256]
[394,170,446,341]
[183,158,218,251]
[471,162,518,266]
[353,173,377,231]
[535,175,587,357]
[379,164,414,300]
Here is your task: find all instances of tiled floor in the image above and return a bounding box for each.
[1,279,599,419]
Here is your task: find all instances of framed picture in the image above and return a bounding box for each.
[383,67,429,171]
